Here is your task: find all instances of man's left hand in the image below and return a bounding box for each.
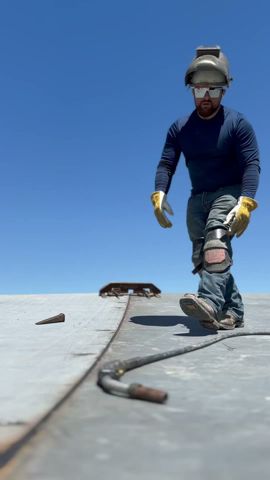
[224,196,258,237]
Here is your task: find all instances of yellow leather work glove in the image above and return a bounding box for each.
[151,191,174,228]
[224,196,258,237]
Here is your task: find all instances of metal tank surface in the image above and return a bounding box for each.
[1,289,270,480]
[0,292,128,467]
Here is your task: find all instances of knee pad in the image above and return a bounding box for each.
[203,228,231,273]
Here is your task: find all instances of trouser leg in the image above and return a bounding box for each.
[200,188,242,315]
[186,194,208,274]
[197,228,233,313]
[221,273,244,320]
[197,269,244,320]
[187,186,243,318]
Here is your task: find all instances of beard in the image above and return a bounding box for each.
[197,101,220,118]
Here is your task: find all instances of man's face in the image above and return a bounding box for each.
[192,84,224,117]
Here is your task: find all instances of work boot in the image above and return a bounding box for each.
[218,311,245,330]
[179,293,221,330]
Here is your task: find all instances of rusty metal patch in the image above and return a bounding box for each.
[99,282,161,298]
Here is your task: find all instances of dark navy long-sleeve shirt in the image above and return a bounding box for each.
[155,106,260,198]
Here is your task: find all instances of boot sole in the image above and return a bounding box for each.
[180,297,222,330]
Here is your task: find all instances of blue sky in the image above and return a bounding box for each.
[0,0,269,294]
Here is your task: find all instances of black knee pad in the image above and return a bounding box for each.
[203,228,231,273]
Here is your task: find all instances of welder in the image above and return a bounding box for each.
[151,46,260,330]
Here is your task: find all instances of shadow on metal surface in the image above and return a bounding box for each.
[130,315,185,327]
[130,315,215,336]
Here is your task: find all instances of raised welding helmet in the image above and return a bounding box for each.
[185,46,232,87]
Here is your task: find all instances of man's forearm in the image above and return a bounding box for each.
[154,158,178,194]
[240,163,260,198]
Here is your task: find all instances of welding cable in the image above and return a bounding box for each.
[97,330,270,403]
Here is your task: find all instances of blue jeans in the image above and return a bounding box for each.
[186,185,244,320]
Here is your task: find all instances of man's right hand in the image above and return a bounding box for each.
[151,191,174,228]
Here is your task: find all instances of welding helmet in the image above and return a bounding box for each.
[185,46,232,87]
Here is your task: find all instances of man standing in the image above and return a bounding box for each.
[151,46,260,330]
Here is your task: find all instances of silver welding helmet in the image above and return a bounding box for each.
[185,46,232,87]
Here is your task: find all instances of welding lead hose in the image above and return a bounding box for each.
[97,330,270,403]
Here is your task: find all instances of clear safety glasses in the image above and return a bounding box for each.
[192,87,223,98]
